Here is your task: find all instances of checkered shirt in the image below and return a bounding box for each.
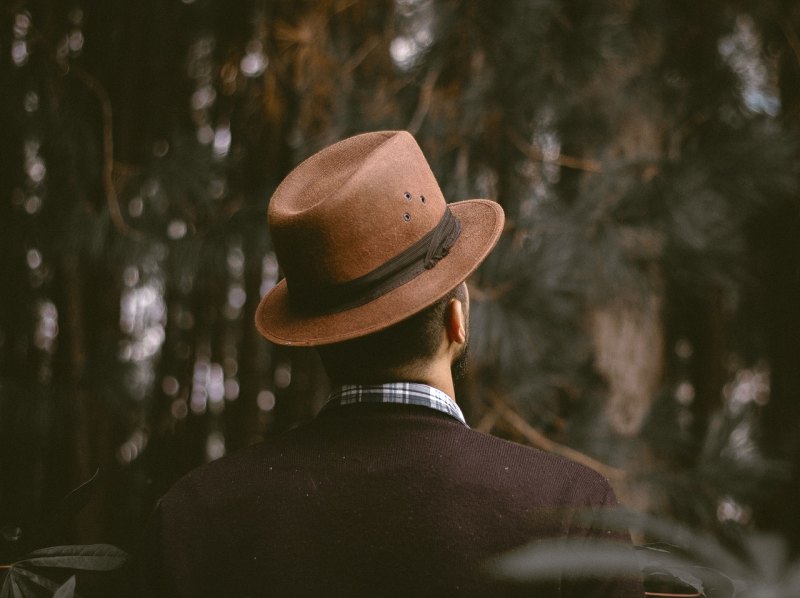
[323,382,468,427]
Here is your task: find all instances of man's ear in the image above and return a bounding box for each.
[445,298,467,346]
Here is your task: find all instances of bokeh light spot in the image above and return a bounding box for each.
[24,195,42,214]
[128,196,144,217]
[171,399,189,420]
[206,431,226,461]
[23,91,39,112]
[11,41,28,66]
[26,248,42,270]
[168,219,188,240]
[240,41,268,77]
[274,363,291,389]
[162,375,180,396]
[224,379,240,401]
[257,389,276,412]
[213,125,232,157]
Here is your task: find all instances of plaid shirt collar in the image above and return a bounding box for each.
[323,382,468,427]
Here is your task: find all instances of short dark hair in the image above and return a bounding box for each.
[317,284,465,384]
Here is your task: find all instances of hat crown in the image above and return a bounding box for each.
[269,131,447,295]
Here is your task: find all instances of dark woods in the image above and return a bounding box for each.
[1,0,800,591]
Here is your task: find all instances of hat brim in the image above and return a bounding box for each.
[255,199,504,346]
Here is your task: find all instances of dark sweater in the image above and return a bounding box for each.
[138,403,641,597]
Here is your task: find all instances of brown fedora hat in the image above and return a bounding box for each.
[255,131,504,346]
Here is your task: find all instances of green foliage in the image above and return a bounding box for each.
[52,576,76,598]
[490,511,800,597]
[0,472,127,598]
[16,545,128,571]
[1,545,126,598]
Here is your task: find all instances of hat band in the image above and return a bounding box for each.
[290,207,462,315]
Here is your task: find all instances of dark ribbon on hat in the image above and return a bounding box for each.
[290,207,462,314]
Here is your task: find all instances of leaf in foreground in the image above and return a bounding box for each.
[18,544,129,571]
[487,539,645,581]
[53,575,77,598]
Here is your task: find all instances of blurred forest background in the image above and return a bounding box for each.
[1,0,800,565]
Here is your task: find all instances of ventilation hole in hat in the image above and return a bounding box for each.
[403,212,411,221]
[403,192,412,200]
[420,195,426,204]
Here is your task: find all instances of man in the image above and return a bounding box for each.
[139,131,640,596]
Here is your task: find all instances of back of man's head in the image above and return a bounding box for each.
[316,285,465,385]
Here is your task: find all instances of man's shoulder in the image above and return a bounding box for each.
[453,425,617,505]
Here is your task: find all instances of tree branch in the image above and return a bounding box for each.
[70,66,140,239]
[475,409,500,433]
[490,394,627,481]
[779,19,800,68]
[407,62,441,135]
[344,38,379,72]
[509,132,603,174]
